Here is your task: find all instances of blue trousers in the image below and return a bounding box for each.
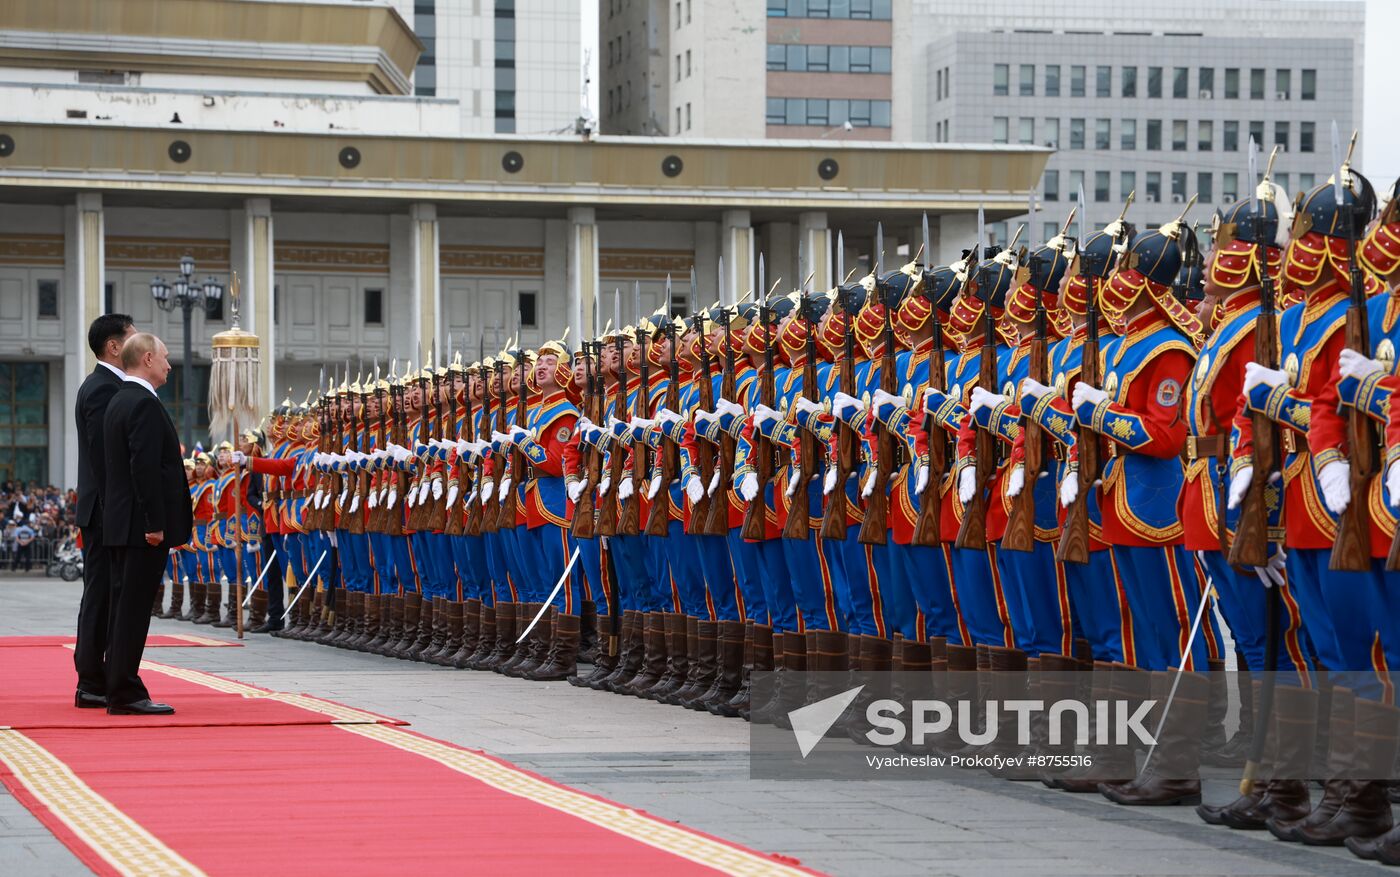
[1288,548,1388,699]
[1063,549,1125,663]
[1108,545,1209,671]
[782,532,841,631]
[950,545,1013,648]
[577,536,606,615]
[660,523,710,617]
[995,540,1071,658]
[750,538,799,633]
[891,541,960,643]
[834,525,898,637]
[726,527,768,624]
[528,524,575,613]
[695,533,738,621]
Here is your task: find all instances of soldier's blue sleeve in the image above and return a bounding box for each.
[1025,393,1077,448]
[1337,371,1393,423]
[1245,382,1312,435]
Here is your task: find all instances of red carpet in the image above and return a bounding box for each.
[0,634,242,648]
[0,638,819,877]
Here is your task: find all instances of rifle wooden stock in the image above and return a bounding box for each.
[1003,333,1047,554]
[741,396,777,542]
[1056,332,1099,565]
[689,357,720,536]
[1228,315,1281,568]
[782,351,820,541]
[645,358,681,537]
[912,347,947,548]
[857,350,898,546]
[820,349,858,541]
[573,432,599,539]
[954,340,997,551]
[1329,305,1376,572]
[596,433,623,537]
[704,339,739,536]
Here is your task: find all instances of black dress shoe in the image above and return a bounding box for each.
[251,620,285,634]
[74,691,108,709]
[107,699,175,716]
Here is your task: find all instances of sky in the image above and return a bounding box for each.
[580,0,1397,189]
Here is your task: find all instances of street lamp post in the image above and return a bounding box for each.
[151,254,224,449]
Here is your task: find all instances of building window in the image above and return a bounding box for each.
[1095,118,1110,150]
[936,68,943,100]
[1274,121,1289,151]
[1301,68,1316,100]
[686,102,692,130]
[807,0,830,16]
[1121,171,1136,201]
[1043,169,1059,202]
[1224,68,1240,99]
[1019,64,1034,96]
[1275,68,1291,99]
[1096,65,1111,98]
[0,362,50,484]
[1299,172,1316,191]
[1146,119,1161,151]
[1147,66,1162,98]
[1222,173,1238,203]
[1121,66,1136,98]
[518,291,538,328]
[1223,120,1239,152]
[1198,120,1213,151]
[1121,118,1136,150]
[675,1,681,26]
[766,97,784,125]
[1171,119,1188,151]
[1276,173,1290,193]
[1070,65,1085,97]
[1198,172,1213,203]
[807,45,828,72]
[1018,117,1034,144]
[1069,170,1085,202]
[364,288,384,326]
[989,223,1009,247]
[1300,121,1315,153]
[1045,64,1060,97]
[1171,172,1187,202]
[1249,120,1265,148]
[1146,171,1162,202]
[993,117,1009,144]
[1198,67,1214,97]
[1095,170,1110,203]
[1172,67,1188,98]
[768,45,785,71]
[677,107,683,131]
[676,55,682,82]
[36,280,59,319]
[993,64,1009,96]
[1044,117,1059,147]
[1249,68,1265,100]
[767,98,892,128]
[1043,221,1059,244]
[1069,117,1084,149]
[104,282,115,314]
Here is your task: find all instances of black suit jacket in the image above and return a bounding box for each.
[74,364,124,529]
[102,383,193,549]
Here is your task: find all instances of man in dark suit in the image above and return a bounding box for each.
[103,332,192,715]
[72,313,136,709]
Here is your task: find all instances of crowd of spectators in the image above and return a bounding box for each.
[1,481,76,572]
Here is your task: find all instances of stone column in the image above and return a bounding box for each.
[797,211,831,291]
[236,198,277,416]
[61,193,104,487]
[566,207,599,339]
[936,213,978,265]
[412,203,441,357]
[720,209,752,305]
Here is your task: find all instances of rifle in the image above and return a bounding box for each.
[703,301,740,535]
[368,360,388,534]
[502,340,526,534]
[444,343,469,538]
[572,332,599,539]
[596,292,625,537]
[742,256,778,541]
[859,228,900,546]
[1329,131,1375,572]
[344,369,368,536]
[425,349,449,532]
[646,276,681,536]
[689,301,722,536]
[1230,145,1282,568]
[783,284,823,540]
[1058,192,1132,564]
[464,350,491,537]
[954,258,996,551]
[620,281,646,536]
[913,214,947,548]
[820,274,860,541]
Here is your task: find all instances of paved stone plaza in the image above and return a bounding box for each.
[0,578,1379,877]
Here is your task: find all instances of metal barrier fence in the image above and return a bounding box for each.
[0,536,66,575]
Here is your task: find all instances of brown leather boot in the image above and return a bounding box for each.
[574,611,619,687]
[160,579,183,620]
[1054,662,1144,791]
[389,593,421,657]
[406,596,437,661]
[364,595,394,654]
[331,591,361,647]
[432,600,464,666]
[246,589,267,631]
[182,580,203,622]
[527,612,581,681]
[1202,656,1252,767]
[930,643,979,754]
[1294,696,1398,846]
[620,613,669,696]
[642,613,690,701]
[304,589,329,641]
[286,588,311,639]
[318,588,348,644]
[195,580,220,625]
[507,605,554,677]
[151,581,165,617]
[1033,652,1085,780]
[694,620,745,710]
[844,635,894,743]
[449,599,480,668]
[213,578,238,629]
[1099,670,1208,806]
[466,602,499,669]
[747,631,786,724]
[714,622,766,718]
[351,592,380,651]
[598,610,644,691]
[421,597,451,664]
[498,602,537,675]
[713,621,757,717]
[1205,682,1315,829]
[760,630,814,730]
[671,619,717,706]
[479,601,517,670]
[578,600,599,664]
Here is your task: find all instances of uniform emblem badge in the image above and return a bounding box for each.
[1284,353,1300,385]
[1104,373,1120,397]
[950,383,961,399]
[1194,353,1211,387]
[1054,372,1066,392]
[1378,339,1396,371]
[556,426,571,442]
[1156,378,1181,407]
[1002,381,1015,397]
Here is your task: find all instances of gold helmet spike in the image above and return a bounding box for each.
[1159,194,1199,241]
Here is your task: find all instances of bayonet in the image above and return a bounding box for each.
[921,213,931,271]
[836,230,845,285]
[876,222,885,276]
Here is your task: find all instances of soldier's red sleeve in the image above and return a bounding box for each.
[562,428,584,481]
[956,412,976,458]
[1082,349,1193,459]
[909,400,931,457]
[1307,335,1375,469]
[534,413,577,478]
[1388,384,1400,470]
[248,457,296,477]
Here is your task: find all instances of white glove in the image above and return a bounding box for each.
[231,450,248,465]
[313,488,324,508]
[482,480,495,503]
[923,387,940,415]
[1317,460,1350,515]
[567,480,586,503]
[654,407,682,428]
[647,472,663,500]
[576,415,594,431]
[1388,459,1400,508]
[367,489,379,509]
[707,469,721,496]
[431,478,443,501]
[387,488,397,508]
[794,396,822,417]
[509,426,531,443]
[598,476,612,496]
[969,387,1005,416]
[630,416,656,432]
[1339,348,1385,381]
[752,403,781,431]
[1021,378,1053,401]
[1072,381,1108,411]
[714,397,745,419]
[915,464,929,496]
[871,388,903,411]
[823,466,837,496]
[466,487,478,505]
[500,476,512,498]
[832,391,865,419]
[785,468,801,498]
[1243,362,1288,394]
[348,495,360,515]
[493,430,514,447]
[617,477,635,500]
[861,469,878,499]
[1255,546,1287,589]
[338,489,348,508]
[445,484,458,509]
[405,486,417,508]
[958,466,977,504]
[693,409,716,429]
[684,474,704,505]
[1227,466,1253,510]
[737,472,759,502]
[1059,473,1079,508]
[1006,464,1025,498]
[416,480,431,505]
